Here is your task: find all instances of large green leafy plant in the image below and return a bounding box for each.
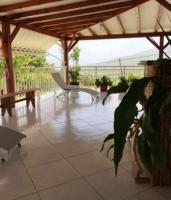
[69,66,80,85]
[102,77,171,175]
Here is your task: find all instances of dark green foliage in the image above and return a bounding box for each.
[102,77,170,176]
[69,66,80,84]
[95,76,112,87]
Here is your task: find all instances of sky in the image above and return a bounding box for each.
[47,37,160,66]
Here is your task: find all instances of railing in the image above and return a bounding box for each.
[79,66,144,87]
[0,66,144,94]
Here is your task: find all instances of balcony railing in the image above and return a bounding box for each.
[0,66,144,94]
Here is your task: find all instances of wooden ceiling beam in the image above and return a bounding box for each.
[6,0,122,19]
[70,32,171,40]
[16,3,133,24]
[155,0,171,11]
[88,28,97,36]
[40,17,109,30]
[155,5,164,32]
[0,0,64,12]
[49,23,95,31]
[30,15,114,28]
[101,23,111,35]
[117,16,126,34]
[8,19,58,38]
[136,6,141,33]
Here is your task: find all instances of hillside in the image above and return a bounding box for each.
[83,48,171,67]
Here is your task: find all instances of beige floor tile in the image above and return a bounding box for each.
[28,160,80,190]
[21,135,50,150]
[20,146,63,168]
[85,168,150,200]
[0,169,35,200]
[67,151,113,176]
[53,139,96,158]
[18,193,40,200]
[39,179,102,200]
[135,188,167,200]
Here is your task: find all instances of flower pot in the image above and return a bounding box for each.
[100,84,108,92]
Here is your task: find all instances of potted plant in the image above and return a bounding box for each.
[68,66,80,86]
[95,76,112,92]
[101,77,171,185]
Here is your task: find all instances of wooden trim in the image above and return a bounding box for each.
[10,25,20,43]
[0,0,64,12]
[155,0,171,11]
[7,0,126,19]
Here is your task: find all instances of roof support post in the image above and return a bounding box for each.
[62,38,69,84]
[1,20,15,96]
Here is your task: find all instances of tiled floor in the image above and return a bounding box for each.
[0,92,170,200]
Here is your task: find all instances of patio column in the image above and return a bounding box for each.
[1,20,14,94]
[63,39,69,84]
[62,38,79,84]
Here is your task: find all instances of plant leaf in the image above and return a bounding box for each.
[113,78,150,175]
[103,84,128,105]
[107,144,114,158]
[100,133,114,152]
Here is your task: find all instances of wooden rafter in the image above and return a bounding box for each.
[30,15,115,28]
[48,23,95,31]
[88,28,97,36]
[40,17,109,30]
[68,40,79,52]
[155,0,171,11]
[101,23,111,35]
[0,0,64,12]
[117,16,125,34]
[155,5,164,32]
[16,3,132,24]
[136,6,141,33]
[6,0,126,19]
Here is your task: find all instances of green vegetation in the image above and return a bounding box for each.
[70,46,80,67]
[68,66,81,85]
[102,77,170,176]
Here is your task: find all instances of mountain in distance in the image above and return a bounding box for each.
[82,48,171,67]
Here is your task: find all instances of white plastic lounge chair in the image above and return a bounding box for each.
[0,126,26,162]
[51,72,99,101]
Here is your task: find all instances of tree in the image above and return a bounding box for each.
[70,46,80,67]
[29,56,46,68]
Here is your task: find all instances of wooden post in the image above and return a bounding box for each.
[159,35,164,59]
[63,39,69,84]
[1,20,15,94]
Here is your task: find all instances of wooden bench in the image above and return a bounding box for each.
[0,88,39,117]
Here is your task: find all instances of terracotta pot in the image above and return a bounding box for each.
[100,84,108,92]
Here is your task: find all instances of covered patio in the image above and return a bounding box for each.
[0,0,171,200]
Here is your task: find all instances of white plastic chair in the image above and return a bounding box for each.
[51,72,99,101]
